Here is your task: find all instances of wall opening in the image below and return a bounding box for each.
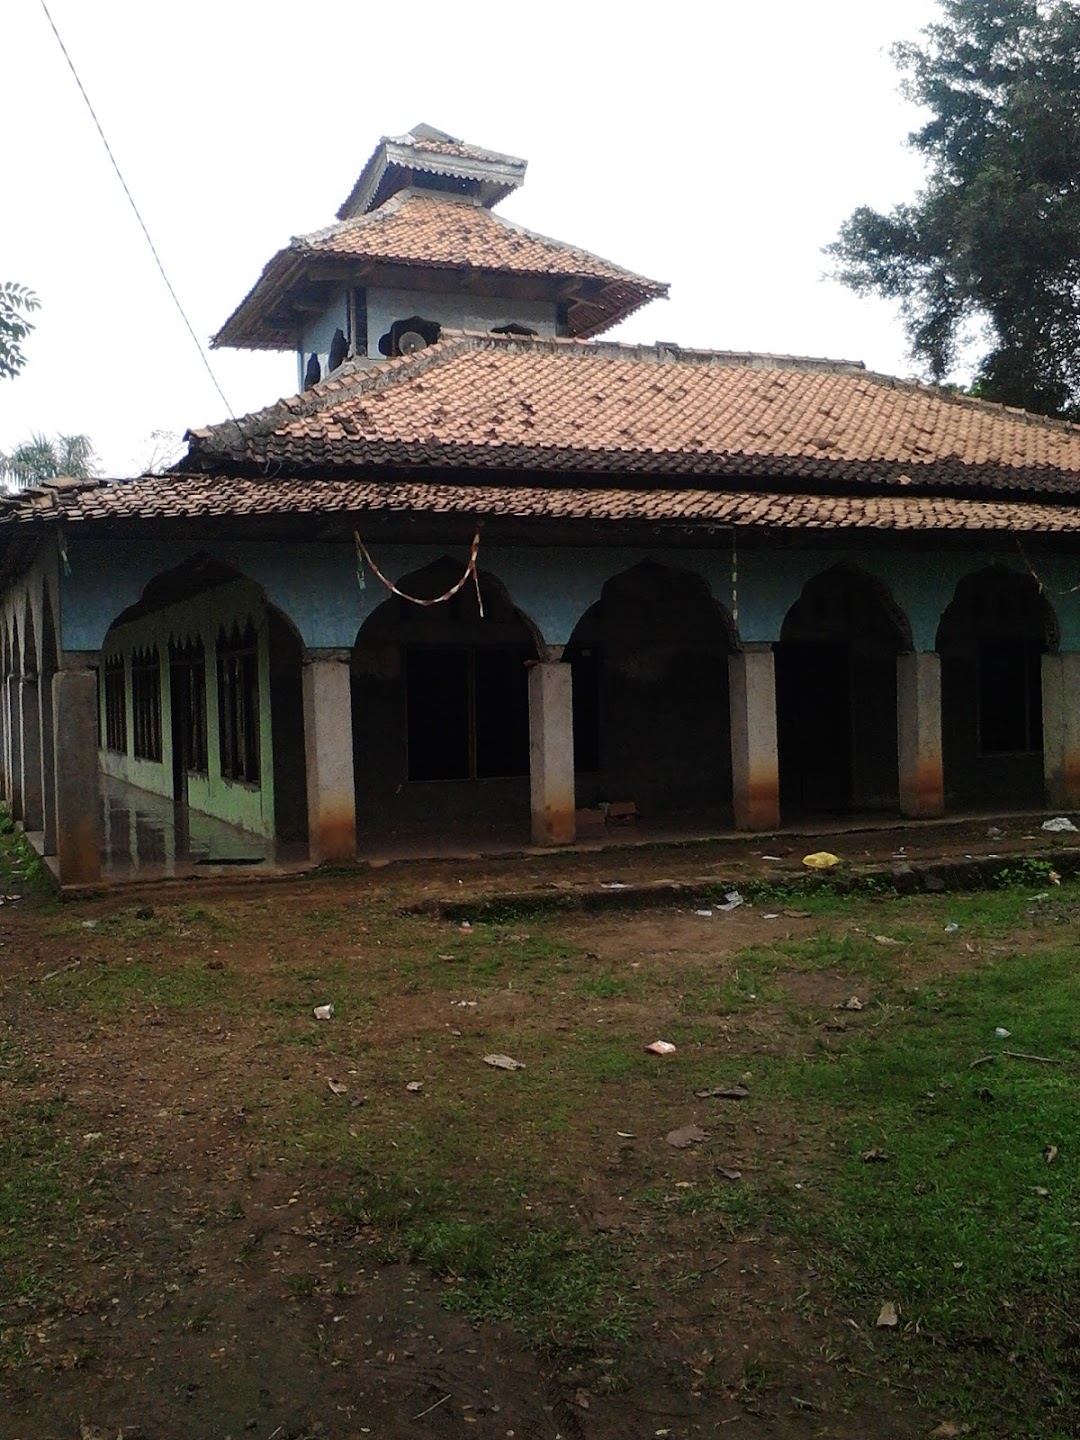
[565,562,736,822]
[351,559,538,841]
[936,567,1057,810]
[776,566,910,817]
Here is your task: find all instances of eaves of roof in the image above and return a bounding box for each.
[7,472,1080,541]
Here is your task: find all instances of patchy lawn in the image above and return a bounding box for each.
[1,822,1078,1438]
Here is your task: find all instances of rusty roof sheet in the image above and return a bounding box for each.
[213,197,666,349]
[189,332,1080,497]
[6,471,1080,536]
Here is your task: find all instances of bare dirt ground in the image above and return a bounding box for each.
[1,824,1066,1440]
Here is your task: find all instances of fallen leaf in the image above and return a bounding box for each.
[694,1084,750,1100]
[873,935,901,946]
[930,1423,962,1439]
[1044,1144,1059,1165]
[876,1301,899,1328]
[666,1123,708,1149]
[405,1081,423,1093]
[1033,1186,1051,1198]
[840,996,864,1012]
[327,1078,347,1097]
[483,1054,525,1071]
[782,909,812,919]
[861,1148,889,1164]
[716,1167,742,1182]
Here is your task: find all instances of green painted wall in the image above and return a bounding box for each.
[98,579,277,838]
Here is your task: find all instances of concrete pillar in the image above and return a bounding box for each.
[19,678,44,832]
[1042,653,1080,809]
[728,646,780,830]
[302,658,357,863]
[52,669,102,884]
[39,673,57,855]
[7,675,23,821]
[0,680,8,803]
[896,652,945,818]
[529,659,576,846]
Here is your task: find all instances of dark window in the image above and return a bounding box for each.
[406,647,530,781]
[171,638,208,774]
[979,638,1043,754]
[218,622,260,784]
[131,646,162,761]
[104,654,127,754]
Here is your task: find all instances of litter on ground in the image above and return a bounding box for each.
[483,1054,525,1070]
[645,1040,677,1056]
[1042,816,1078,832]
[802,851,840,869]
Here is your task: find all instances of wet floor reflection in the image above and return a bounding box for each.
[101,775,308,881]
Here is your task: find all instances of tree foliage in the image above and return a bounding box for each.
[0,282,40,382]
[828,0,1080,418]
[0,433,100,492]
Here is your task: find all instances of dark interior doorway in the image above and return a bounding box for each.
[776,567,910,817]
[351,560,539,840]
[936,567,1057,810]
[565,562,736,822]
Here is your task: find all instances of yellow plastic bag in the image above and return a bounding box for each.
[802,851,840,869]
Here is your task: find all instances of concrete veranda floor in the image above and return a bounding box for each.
[22,773,1080,893]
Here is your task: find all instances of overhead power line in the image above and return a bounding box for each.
[38,0,236,420]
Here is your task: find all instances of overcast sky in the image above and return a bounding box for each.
[3,0,943,477]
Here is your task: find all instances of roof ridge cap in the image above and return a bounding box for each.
[438,330,867,372]
[844,369,1080,433]
[484,206,667,292]
[297,192,411,247]
[188,335,481,455]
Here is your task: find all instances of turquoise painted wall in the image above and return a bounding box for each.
[61,530,1080,658]
[98,579,277,838]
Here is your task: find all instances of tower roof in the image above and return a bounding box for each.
[212,193,667,351]
[336,123,527,219]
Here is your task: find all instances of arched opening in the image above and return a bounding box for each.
[565,562,736,823]
[99,554,308,851]
[776,566,910,816]
[936,567,1057,810]
[351,559,539,843]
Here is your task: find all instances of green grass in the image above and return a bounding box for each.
[340,1169,635,1352]
[6,855,1080,1428]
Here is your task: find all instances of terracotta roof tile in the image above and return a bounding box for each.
[213,199,665,349]
[6,471,1080,536]
[190,333,1080,497]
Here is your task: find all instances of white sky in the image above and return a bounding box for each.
[3,0,943,477]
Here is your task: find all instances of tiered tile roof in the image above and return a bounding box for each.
[213,197,666,349]
[7,336,1080,538]
[189,333,1080,496]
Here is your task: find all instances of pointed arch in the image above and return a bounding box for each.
[776,564,912,816]
[936,566,1056,809]
[565,560,737,821]
[350,558,542,843]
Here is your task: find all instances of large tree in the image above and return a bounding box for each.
[0,282,40,382]
[828,0,1080,418]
